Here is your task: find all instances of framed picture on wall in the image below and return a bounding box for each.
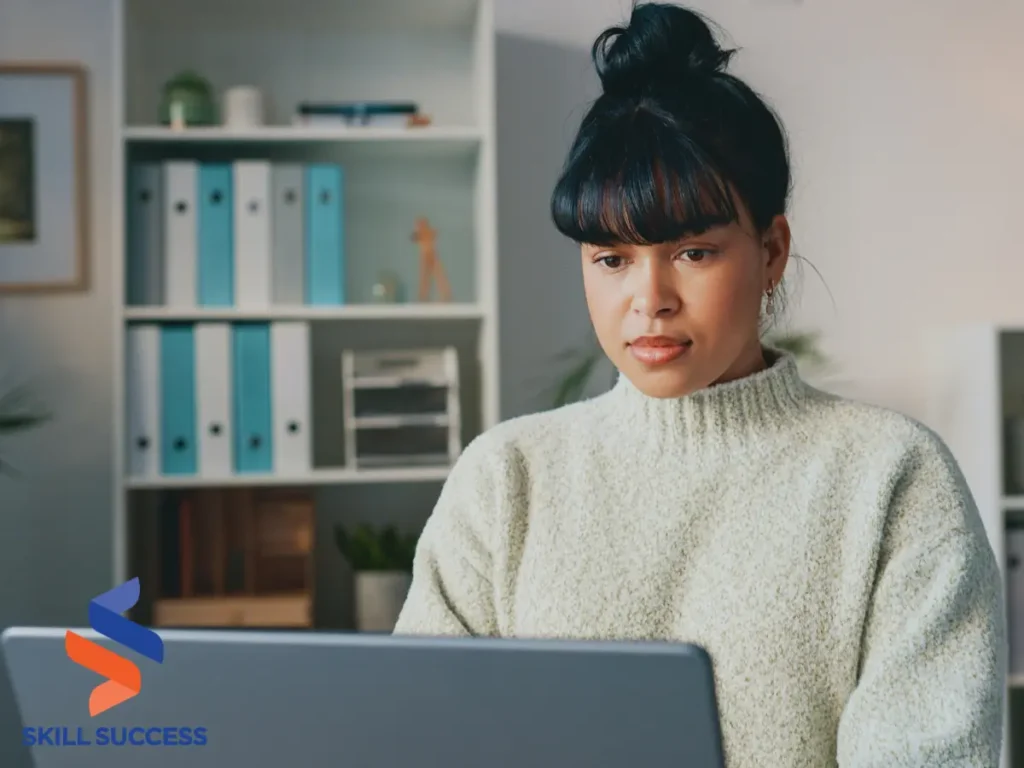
[0,62,88,293]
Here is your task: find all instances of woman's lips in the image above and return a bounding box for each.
[628,336,693,365]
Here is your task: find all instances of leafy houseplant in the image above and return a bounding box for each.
[334,523,418,572]
[334,523,419,632]
[0,383,50,475]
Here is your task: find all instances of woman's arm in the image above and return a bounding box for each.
[836,434,1007,767]
[392,435,505,637]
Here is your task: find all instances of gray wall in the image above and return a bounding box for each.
[0,0,118,763]
[0,3,601,763]
[495,33,609,416]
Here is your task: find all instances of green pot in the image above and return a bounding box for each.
[159,71,217,127]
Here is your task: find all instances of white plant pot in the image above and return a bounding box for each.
[355,571,412,633]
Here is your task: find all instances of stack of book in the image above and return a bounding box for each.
[293,101,424,129]
[154,488,315,629]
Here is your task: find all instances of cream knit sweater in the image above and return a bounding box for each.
[393,350,1007,767]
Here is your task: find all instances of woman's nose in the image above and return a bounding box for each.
[629,264,680,318]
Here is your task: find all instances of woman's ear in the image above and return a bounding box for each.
[762,214,791,278]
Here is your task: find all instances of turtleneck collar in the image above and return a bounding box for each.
[606,347,812,442]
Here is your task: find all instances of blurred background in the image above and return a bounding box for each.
[1,0,1024,764]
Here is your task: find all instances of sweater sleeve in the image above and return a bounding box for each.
[391,435,503,637]
[836,434,1007,767]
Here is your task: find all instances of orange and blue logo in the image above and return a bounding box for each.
[64,577,164,716]
[20,579,205,749]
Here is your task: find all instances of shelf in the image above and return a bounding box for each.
[126,465,450,490]
[123,125,482,156]
[1011,675,1024,688]
[123,125,479,141]
[1004,496,1024,510]
[123,304,485,322]
[350,375,451,389]
[352,414,449,429]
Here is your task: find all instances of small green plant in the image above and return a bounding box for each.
[0,383,50,475]
[334,523,418,572]
[549,341,608,409]
[764,330,828,368]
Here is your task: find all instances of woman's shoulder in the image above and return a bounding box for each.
[801,387,969,492]
[802,387,954,454]
[450,394,610,478]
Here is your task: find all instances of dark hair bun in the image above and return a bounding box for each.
[593,3,735,97]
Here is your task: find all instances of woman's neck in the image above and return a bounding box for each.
[606,346,811,446]
[711,339,769,387]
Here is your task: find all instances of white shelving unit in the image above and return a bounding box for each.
[109,0,500,609]
[926,324,1024,768]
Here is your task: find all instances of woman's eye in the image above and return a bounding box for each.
[597,255,624,269]
[678,249,713,262]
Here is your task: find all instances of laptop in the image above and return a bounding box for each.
[2,627,725,768]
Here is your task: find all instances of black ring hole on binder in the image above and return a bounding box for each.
[209,423,222,436]
[288,421,300,434]
[175,201,188,214]
[139,190,151,203]
[284,189,297,204]
[248,200,260,214]
[136,437,149,449]
[211,190,223,205]
[173,437,187,451]
[249,435,262,449]
[1012,554,1021,569]
[319,190,331,204]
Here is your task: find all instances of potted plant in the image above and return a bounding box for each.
[334,523,418,632]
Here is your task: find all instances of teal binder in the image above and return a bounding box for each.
[159,324,198,475]
[197,164,234,306]
[232,322,274,473]
[305,164,345,305]
[127,163,164,306]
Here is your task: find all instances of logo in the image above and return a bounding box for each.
[64,577,164,716]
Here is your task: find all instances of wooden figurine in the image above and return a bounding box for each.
[412,216,452,302]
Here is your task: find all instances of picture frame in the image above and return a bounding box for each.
[0,62,89,293]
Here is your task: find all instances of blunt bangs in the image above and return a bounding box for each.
[550,106,740,247]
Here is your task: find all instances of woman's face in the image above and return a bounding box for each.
[581,210,790,399]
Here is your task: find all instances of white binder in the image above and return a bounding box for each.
[270,163,305,305]
[163,161,198,307]
[234,161,272,308]
[195,322,234,478]
[125,325,161,478]
[271,321,311,475]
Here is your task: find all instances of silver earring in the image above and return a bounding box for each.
[765,281,776,315]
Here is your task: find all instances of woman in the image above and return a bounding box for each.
[394,3,1006,766]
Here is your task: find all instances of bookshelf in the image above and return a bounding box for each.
[926,325,1024,768]
[110,0,499,629]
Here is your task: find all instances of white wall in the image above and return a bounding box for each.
[497,0,1024,421]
